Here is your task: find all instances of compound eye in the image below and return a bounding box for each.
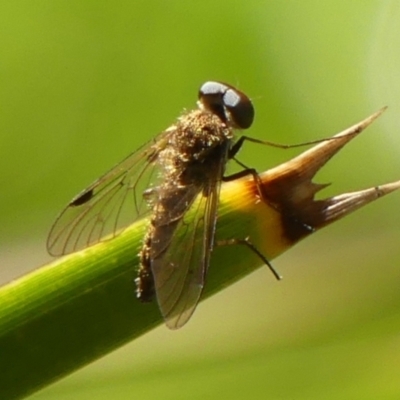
[198,81,254,129]
[222,87,254,129]
[198,81,227,123]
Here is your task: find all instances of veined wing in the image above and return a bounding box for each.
[150,155,226,329]
[47,134,169,256]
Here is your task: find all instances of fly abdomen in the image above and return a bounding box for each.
[136,234,154,302]
[137,182,200,303]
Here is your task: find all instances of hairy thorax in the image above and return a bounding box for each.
[158,109,234,185]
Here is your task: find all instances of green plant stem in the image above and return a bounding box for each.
[0,109,396,399]
[0,189,273,400]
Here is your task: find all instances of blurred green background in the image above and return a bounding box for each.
[1,1,400,399]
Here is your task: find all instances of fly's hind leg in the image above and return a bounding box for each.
[216,237,282,280]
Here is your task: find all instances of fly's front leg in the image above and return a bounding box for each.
[231,133,353,151]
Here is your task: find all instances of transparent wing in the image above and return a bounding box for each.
[150,161,224,329]
[47,134,169,256]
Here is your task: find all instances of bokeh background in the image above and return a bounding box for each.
[1,1,400,399]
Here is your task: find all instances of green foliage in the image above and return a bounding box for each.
[0,1,399,399]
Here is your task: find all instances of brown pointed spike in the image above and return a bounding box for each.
[260,107,387,200]
[254,108,389,242]
[317,181,400,227]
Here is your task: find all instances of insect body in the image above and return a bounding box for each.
[47,81,259,329]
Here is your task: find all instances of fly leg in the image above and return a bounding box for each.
[221,156,284,280]
[216,237,282,280]
[225,138,315,235]
[231,133,351,153]
[226,135,269,202]
[227,134,318,201]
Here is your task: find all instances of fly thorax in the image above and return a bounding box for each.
[171,109,233,162]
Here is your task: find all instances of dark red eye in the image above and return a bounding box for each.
[198,81,254,129]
